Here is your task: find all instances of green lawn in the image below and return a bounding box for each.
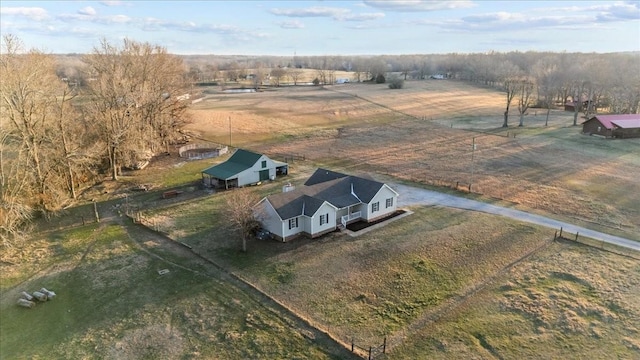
[0,221,349,359]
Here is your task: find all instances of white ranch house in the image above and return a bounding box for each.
[255,168,399,242]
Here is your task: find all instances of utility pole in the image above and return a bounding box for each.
[470,137,476,192]
[228,116,232,147]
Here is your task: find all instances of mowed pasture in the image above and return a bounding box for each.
[188,80,640,239]
[141,182,640,358]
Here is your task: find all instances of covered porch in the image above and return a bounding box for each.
[201,174,238,189]
[337,204,364,227]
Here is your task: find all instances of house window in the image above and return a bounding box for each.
[261,160,267,168]
[372,202,379,213]
[386,197,394,208]
[320,213,329,226]
[288,217,298,230]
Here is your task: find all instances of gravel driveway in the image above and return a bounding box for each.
[392,183,640,252]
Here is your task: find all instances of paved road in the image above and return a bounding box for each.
[392,183,640,252]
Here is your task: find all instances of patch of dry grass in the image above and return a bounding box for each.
[390,241,640,359]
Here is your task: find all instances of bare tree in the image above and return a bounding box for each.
[1,34,87,243]
[517,80,535,127]
[82,38,190,180]
[270,67,287,87]
[225,188,260,252]
[288,68,303,85]
[0,35,81,213]
[0,118,33,245]
[497,61,522,127]
[225,62,240,82]
[532,57,560,126]
[571,81,587,126]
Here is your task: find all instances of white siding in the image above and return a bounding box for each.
[237,167,260,187]
[255,199,283,239]
[365,185,398,221]
[310,202,337,235]
[302,215,312,234]
[282,216,304,241]
[237,155,277,186]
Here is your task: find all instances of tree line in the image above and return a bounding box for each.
[1,35,190,245]
[178,52,638,121]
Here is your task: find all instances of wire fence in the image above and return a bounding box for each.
[554,227,639,260]
[350,337,387,359]
[271,152,306,163]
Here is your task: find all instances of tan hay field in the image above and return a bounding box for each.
[187,80,640,238]
[390,240,640,359]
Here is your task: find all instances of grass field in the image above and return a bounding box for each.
[3,78,639,359]
[391,240,640,359]
[136,184,640,358]
[187,80,640,239]
[0,221,351,359]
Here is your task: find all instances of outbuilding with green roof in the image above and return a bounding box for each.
[201,149,288,189]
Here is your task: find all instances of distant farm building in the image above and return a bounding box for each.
[564,95,592,112]
[201,149,288,189]
[582,114,640,138]
[335,78,350,84]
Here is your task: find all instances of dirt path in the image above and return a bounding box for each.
[393,183,640,252]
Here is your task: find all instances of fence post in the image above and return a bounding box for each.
[351,339,354,352]
[81,216,85,226]
[93,201,100,223]
[368,346,372,360]
[575,232,579,241]
[554,230,557,240]
[383,337,387,354]
[559,227,563,238]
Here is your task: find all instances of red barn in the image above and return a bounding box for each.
[582,114,640,138]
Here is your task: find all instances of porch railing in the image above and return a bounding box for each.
[341,211,362,228]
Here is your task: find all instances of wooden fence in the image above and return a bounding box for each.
[271,153,306,163]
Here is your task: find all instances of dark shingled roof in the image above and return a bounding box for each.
[202,149,262,179]
[267,169,387,220]
[304,168,348,186]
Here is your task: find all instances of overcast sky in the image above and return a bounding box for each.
[1,1,639,55]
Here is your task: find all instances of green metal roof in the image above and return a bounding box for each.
[201,149,262,180]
